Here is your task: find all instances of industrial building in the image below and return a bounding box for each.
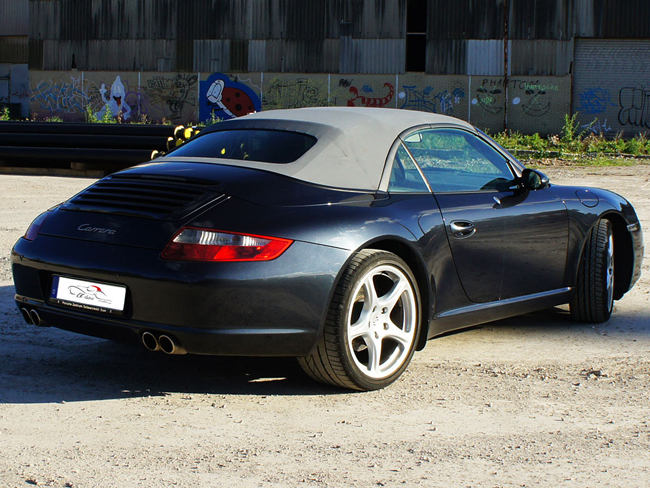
[1,0,649,134]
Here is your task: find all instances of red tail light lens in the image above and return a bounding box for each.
[161,228,293,262]
[24,211,50,241]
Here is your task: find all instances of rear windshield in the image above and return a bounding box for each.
[168,129,317,164]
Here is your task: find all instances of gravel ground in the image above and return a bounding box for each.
[0,165,648,488]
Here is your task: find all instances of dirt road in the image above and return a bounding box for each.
[1,165,648,488]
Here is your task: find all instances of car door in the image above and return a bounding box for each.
[402,127,569,304]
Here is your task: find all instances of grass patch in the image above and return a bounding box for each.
[492,113,650,166]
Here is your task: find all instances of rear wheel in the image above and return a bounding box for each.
[570,219,614,323]
[298,250,421,391]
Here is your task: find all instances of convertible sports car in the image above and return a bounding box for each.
[12,107,644,390]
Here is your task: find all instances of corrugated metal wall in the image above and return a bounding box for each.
[3,0,650,74]
[466,40,503,76]
[0,37,29,64]
[509,40,573,76]
[0,0,28,64]
[573,39,650,136]
[0,0,29,36]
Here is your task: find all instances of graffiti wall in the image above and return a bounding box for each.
[29,71,200,123]
[575,85,650,136]
[261,74,328,111]
[506,77,571,136]
[141,73,199,123]
[27,70,570,135]
[468,76,570,135]
[199,73,261,122]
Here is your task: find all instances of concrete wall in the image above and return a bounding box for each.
[0,63,29,117]
[28,70,570,135]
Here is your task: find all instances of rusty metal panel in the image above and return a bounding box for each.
[508,0,572,40]
[41,40,177,71]
[255,39,339,73]
[466,40,503,76]
[340,39,405,74]
[29,0,177,41]
[257,39,338,73]
[28,39,44,69]
[428,0,505,40]
[427,40,467,74]
[59,0,93,40]
[349,0,404,38]
[193,40,232,72]
[178,0,249,40]
[0,0,29,36]
[574,0,595,37]
[29,0,60,40]
[250,0,342,40]
[248,40,266,72]
[89,0,177,40]
[509,40,573,75]
[589,0,650,37]
[0,36,28,63]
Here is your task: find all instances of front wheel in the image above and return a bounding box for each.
[570,219,615,323]
[298,249,421,391]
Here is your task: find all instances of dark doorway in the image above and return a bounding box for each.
[406,0,427,72]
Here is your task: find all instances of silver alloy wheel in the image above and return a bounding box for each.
[606,231,614,312]
[346,264,417,379]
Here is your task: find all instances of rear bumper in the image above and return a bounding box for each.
[12,234,349,356]
[14,294,317,356]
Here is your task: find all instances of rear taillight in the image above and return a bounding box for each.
[24,211,50,241]
[161,228,293,262]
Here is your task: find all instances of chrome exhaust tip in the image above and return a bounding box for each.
[29,309,42,327]
[21,307,33,325]
[159,335,187,355]
[141,331,161,352]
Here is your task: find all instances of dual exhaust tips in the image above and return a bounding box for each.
[20,307,185,356]
[21,307,45,327]
[141,331,186,355]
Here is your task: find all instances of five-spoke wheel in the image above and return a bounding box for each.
[299,249,421,391]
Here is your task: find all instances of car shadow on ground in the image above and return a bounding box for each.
[1,283,648,404]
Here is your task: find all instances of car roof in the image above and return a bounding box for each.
[162,107,476,191]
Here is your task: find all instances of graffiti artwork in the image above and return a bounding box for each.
[619,87,650,129]
[516,87,551,117]
[582,118,612,135]
[142,74,198,120]
[200,74,261,121]
[30,77,87,114]
[399,86,464,114]
[473,86,502,114]
[264,78,324,110]
[348,83,394,108]
[577,88,616,115]
[96,76,132,120]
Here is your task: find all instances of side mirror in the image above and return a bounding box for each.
[521,168,550,190]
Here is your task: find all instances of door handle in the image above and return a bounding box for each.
[450,220,476,239]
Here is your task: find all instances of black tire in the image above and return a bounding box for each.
[570,219,615,323]
[298,249,421,391]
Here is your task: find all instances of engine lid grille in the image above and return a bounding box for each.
[63,173,224,220]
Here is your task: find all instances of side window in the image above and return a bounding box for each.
[402,128,515,193]
[388,143,430,193]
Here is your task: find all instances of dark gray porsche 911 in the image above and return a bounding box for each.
[12,107,644,390]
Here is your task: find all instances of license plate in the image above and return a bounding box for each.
[50,275,126,314]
